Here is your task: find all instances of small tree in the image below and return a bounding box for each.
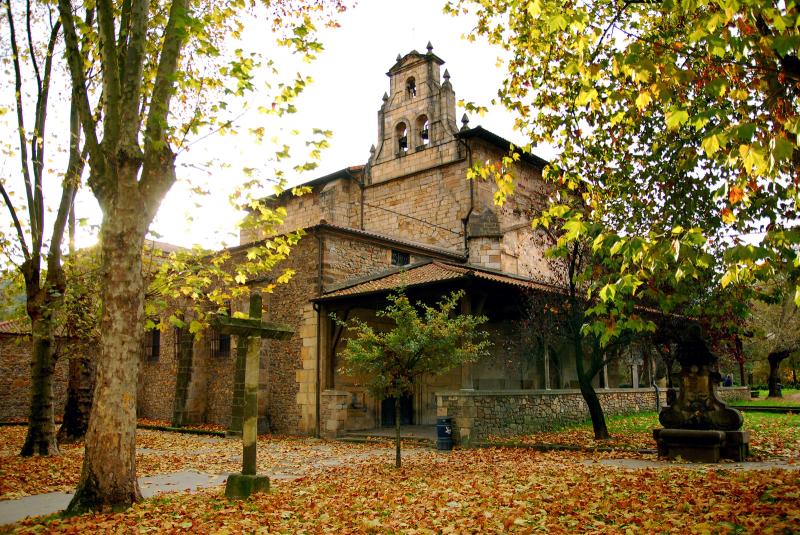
[337,290,490,467]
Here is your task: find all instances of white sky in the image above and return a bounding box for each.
[3,0,542,254]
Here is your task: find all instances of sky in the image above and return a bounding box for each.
[149,0,534,249]
[2,0,540,254]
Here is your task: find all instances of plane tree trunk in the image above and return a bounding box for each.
[66,177,148,513]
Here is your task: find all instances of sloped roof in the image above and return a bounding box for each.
[317,261,564,301]
[0,318,30,335]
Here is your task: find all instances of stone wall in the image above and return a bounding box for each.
[137,326,181,422]
[436,387,751,445]
[0,335,72,421]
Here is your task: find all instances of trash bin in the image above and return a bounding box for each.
[436,416,453,451]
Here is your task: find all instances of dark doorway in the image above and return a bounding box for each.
[381,395,413,427]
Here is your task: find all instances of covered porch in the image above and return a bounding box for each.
[313,261,665,439]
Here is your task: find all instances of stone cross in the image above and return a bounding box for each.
[212,293,293,498]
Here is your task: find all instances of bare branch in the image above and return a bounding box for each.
[0,180,30,260]
[57,1,102,180]
[4,0,36,243]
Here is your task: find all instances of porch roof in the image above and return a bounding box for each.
[316,261,564,301]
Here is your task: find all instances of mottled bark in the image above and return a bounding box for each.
[67,180,146,513]
[58,350,95,444]
[21,315,59,456]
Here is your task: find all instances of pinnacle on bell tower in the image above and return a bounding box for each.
[369,44,460,179]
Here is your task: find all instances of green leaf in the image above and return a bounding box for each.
[665,108,689,130]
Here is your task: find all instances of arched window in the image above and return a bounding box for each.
[406,77,416,98]
[417,115,430,146]
[396,122,408,153]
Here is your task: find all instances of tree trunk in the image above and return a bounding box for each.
[395,397,401,468]
[573,342,610,440]
[67,194,146,513]
[58,350,95,444]
[20,315,60,456]
[578,372,609,440]
[767,350,790,398]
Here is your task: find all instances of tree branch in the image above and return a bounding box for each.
[30,18,61,257]
[119,0,148,149]
[0,180,30,261]
[95,0,122,150]
[5,0,36,246]
[140,0,188,218]
[57,1,104,193]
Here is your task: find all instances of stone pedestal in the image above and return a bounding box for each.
[225,473,270,499]
[653,429,750,462]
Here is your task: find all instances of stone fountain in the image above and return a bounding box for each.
[653,325,749,462]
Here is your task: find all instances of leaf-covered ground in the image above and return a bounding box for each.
[9,448,800,534]
[486,412,800,461]
[0,425,394,500]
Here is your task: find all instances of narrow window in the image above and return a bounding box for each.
[142,321,161,362]
[211,303,232,358]
[391,250,410,266]
[396,122,408,154]
[417,115,430,147]
[211,328,231,358]
[406,77,416,98]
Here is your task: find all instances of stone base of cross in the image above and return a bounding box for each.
[212,293,293,499]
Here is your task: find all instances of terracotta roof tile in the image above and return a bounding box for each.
[0,318,30,335]
[318,262,563,300]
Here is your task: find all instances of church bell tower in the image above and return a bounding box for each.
[367,43,461,184]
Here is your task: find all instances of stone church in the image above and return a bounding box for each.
[1,46,692,443]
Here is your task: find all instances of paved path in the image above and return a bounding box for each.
[0,470,227,526]
[0,442,428,527]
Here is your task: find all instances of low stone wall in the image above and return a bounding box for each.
[436,386,750,445]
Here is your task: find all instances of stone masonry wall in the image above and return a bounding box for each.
[322,233,429,289]
[436,387,751,445]
[0,335,70,420]
[137,326,180,422]
[362,161,470,250]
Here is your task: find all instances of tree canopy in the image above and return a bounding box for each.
[448,0,800,332]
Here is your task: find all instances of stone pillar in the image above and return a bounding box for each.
[295,303,318,434]
[632,363,640,389]
[603,365,610,389]
[227,336,247,437]
[544,346,551,390]
[171,329,193,427]
[460,293,474,390]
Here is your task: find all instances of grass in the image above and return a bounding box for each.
[486,410,800,459]
[729,388,800,407]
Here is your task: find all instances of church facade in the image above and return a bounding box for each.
[133,47,725,442]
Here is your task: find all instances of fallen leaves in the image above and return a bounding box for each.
[10,448,800,534]
[0,424,394,500]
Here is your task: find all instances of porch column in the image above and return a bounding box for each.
[543,346,551,390]
[460,293,474,389]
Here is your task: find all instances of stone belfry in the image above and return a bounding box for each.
[368,43,461,184]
